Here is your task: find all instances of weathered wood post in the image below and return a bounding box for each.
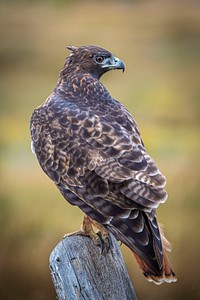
[49,234,138,300]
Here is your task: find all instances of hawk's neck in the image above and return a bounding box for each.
[54,72,112,104]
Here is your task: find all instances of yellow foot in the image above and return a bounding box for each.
[64,215,111,253]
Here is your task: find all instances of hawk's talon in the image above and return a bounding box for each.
[118,240,122,247]
[96,232,111,254]
[96,232,104,254]
[105,236,111,252]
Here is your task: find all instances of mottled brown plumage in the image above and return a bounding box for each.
[30,45,176,284]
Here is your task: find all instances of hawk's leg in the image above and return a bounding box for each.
[64,214,111,253]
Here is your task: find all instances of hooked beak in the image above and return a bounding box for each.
[102,56,125,73]
[113,56,125,72]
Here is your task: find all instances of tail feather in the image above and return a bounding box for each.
[132,226,177,284]
[106,212,177,284]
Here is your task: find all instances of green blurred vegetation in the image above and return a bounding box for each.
[0,0,200,299]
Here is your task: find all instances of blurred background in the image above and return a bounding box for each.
[0,0,200,299]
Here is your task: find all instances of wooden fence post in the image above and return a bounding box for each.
[49,234,138,300]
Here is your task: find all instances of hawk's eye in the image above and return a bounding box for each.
[95,56,105,64]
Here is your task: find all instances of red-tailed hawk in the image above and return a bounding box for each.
[30,45,176,284]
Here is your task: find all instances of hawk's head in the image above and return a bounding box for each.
[62,45,125,79]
